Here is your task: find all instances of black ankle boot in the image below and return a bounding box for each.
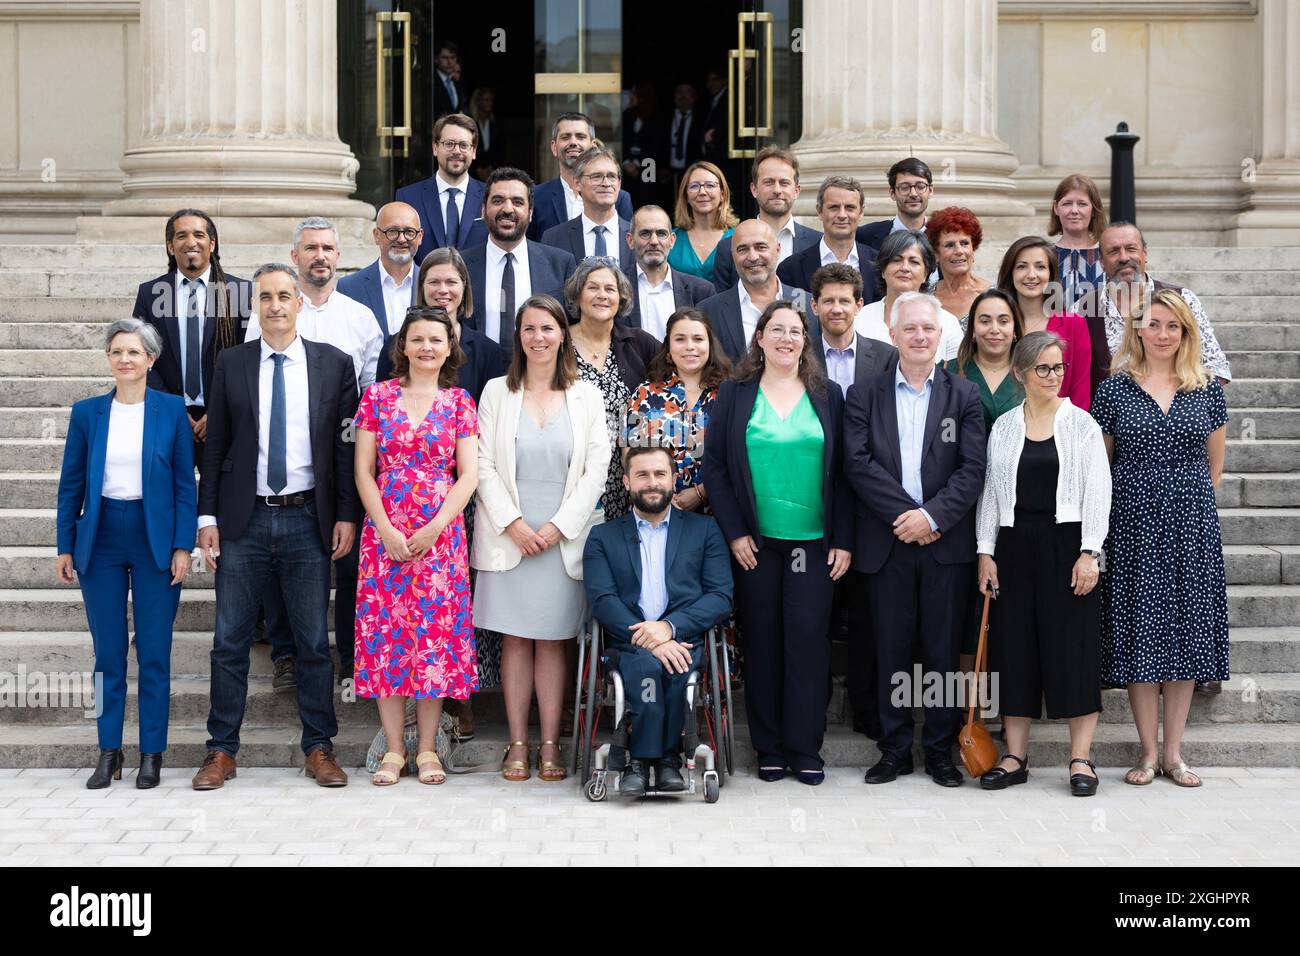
[86,749,123,789]
[137,752,163,790]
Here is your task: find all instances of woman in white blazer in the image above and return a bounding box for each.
[975,331,1112,797]
[473,294,611,782]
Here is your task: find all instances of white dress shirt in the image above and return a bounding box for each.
[580,211,619,259]
[774,216,798,266]
[175,266,211,406]
[483,239,533,343]
[819,238,859,269]
[854,299,963,363]
[562,178,584,221]
[102,399,145,501]
[436,171,469,230]
[245,289,382,390]
[379,264,415,338]
[737,282,773,347]
[636,265,677,341]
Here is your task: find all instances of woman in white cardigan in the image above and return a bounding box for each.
[473,294,611,782]
[975,331,1112,796]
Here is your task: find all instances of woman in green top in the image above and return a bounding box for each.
[703,301,854,786]
[667,160,738,285]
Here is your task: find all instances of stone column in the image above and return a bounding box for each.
[82,0,373,243]
[791,0,1033,236]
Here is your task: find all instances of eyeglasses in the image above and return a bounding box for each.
[687,182,720,193]
[583,172,621,184]
[379,227,421,241]
[437,140,474,153]
[1032,362,1069,378]
[765,326,805,341]
[894,183,932,195]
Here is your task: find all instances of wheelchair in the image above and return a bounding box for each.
[570,618,734,802]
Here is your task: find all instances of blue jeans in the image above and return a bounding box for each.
[206,499,337,756]
[264,533,357,670]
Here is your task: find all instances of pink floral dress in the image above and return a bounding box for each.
[353,379,477,698]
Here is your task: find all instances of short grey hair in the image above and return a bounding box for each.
[293,216,339,248]
[253,262,301,295]
[104,318,163,357]
[816,174,865,211]
[564,258,634,321]
[889,291,943,329]
[573,146,620,180]
[1012,330,1067,381]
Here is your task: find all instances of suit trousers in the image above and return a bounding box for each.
[78,498,181,752]
[867,542,970,759]
[733,537,835,772]
[613,640,704,760]
[834,570,879,736]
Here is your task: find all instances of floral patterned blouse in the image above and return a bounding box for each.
[622,375,718,495]
[573,343,632,520]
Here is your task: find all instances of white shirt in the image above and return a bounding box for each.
[378,264,415,338]
[580,211,619,259]
[174,266,211,406]
[483,238,534,343]
[854,299,963,363]
[436,171,469,228]
[737,282,766,346]
[774,216,798,265]
[819,238,859,269]
[102,400,145,501]
[245,289,382,390]
[561,178,584,221]
[636,265,677,341]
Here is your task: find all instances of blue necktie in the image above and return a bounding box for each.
[444,187,461,248]
[267,353,287,494]
[593,225,608,258]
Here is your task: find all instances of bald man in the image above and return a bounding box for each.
[337,201,424,383]
[696,219,814,361]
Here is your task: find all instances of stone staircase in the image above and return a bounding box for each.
[0,242,1297,770]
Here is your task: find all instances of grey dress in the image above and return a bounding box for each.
[473,403,588,640]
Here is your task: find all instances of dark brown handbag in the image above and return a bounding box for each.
[957,591,1000,778]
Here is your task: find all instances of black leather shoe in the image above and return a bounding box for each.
[137,752,163,789]
[86,748,123,789]
[864,753,913,784]
[1070,758,1100,797]
[620,760,648,797]
[655,761,686,793]
[272,657,296,693]
[924,752,964,787]
[980,753,1028,790]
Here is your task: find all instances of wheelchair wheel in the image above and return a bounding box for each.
[703,771,720,804]
[585,774,608,802]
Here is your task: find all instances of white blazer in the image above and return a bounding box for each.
[472,376,611,579]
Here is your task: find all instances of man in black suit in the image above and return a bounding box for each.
[778,175,882,305]
[528,112,633,240]
[621,205,714,339]
[698,69,728,167]
[843,291,986,788]
[192,263,359,791]
[396,113,484,263]
[667,83,702,196]
[432,41,466,119]
[541,146,634,272]
[132,209,252,478]
[856,157,934,252]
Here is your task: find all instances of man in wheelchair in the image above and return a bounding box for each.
[583,445,733,795]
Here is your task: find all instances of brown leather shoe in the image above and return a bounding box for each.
[192,750,237,790]
[304,748,348,787]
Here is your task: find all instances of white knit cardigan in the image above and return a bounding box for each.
[975,399,1112,555]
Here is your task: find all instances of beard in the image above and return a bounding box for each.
[488,214,525,242]
[302,264,334,288]
[631,487,671,515]
[384,248,413,266]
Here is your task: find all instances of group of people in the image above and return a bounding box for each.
[55,110,1231,798]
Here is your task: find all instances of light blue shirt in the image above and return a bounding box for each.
[894,363,938,532]
[635,506,673,634]
[175,267,210,406]
[822,339,855,397]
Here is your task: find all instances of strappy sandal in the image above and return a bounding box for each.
[502,741,530,782]
[372,751,407,786]
[416,750,446,785]
[979,754,1028,790]
[1124,760,1159,786]
[1161,758,1202,788]
[1069,757,1099,797]
[537,740,566,782]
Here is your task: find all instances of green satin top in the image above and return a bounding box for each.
[944,359,1024,434]
[746,391,825,541]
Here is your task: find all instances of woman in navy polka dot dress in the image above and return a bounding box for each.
[1091,289,1229,790]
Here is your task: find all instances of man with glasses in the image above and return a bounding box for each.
[529,112,634,240]
[620,205,715,340]
[857,159,940,287]
[397,113,484,262]
[541,146,635,272]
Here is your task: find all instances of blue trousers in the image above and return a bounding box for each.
[614,641,704,761]
[264,532,357,669]
[78,498,180,752]
[207,500,337,756]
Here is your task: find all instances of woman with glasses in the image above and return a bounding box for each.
[667,161,739,286]
[975,331,1111,796]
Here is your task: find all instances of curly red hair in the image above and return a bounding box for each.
[925,206,983,251]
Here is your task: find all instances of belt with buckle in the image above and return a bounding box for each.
[259,491,311,507]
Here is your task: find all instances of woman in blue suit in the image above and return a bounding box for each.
[56,319,198,789]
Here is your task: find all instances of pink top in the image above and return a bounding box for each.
[1045,312,1093,411]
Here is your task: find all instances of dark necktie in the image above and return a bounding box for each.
[267,353,287,494]
[593,225,608,258]
[499,251,516,348]
[444,187,461,248]
[184,278,202,401]
[673,112,686,164]
[444,75,458,110]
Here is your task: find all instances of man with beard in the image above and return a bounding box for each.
[857,158,941,287]
[528,112,633,240]
[541,146,635,272]
[337,202,424,383]
[397,113,484,262]
[621,205,715,340]
[461,167,576,352]
[582,445,732,796]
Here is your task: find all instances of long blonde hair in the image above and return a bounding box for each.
[1110,288,1209,392]
[673,161,739,231]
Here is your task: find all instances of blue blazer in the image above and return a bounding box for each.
[696,282,815,363]
[776,242,883,306]
[336,260,400,382]
[583,508,733,646]
[712,221,821,292]
[528,177,633,241]
[459,240,578,336]
[855,218,895,251]
[541,214,635,272]
[56,389,198,576]
[396,174,486,264]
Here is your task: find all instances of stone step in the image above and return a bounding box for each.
[0,298,134,324]
[0,588,335,632]
[0,244,373,273]
[1228,408,1300,439]
[1223,440,1300,472]
[1216,473,1300,509]
[0,323,107,350]
[1215,323,1300,351]
[1224,379,1300,407]
[1199,296,1300,321]
[1224,351,1300,379]
[1160,271,1300,296]
[1219,508,1300,545]
[0,378,109,407]
[0,349,109,377]
[0,409,68,439]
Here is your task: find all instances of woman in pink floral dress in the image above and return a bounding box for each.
[353,307,479,786]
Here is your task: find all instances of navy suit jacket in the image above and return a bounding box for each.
[702,378,853,553]
[396,174,486,264]
[776,242,883,305]
[460,239,577,337]
[450,323,506,404]
[528,177,633,241]
[619,265,715,336]
[712,221,821,292]
[56,389,197,575]
[541,214,635,272]
[582,508,733,646]
[842,356,987,574]
[696,282,815,363]
[336,260,405,383]
[855,218,895,250]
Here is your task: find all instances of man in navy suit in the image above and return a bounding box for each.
[713,145,821,291]
[697,219,815,362]
[856,157,934,253]
[583,446,733,795]
[459,167,577,349]
[621,205,715,339]
[842,292,986,788]
[541,146,634,272]
[778,175,882,305]
[527,112,633,240]
[396,113,485,263]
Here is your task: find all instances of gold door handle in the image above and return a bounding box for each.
[376,11,412,159]
[728,11,775,160]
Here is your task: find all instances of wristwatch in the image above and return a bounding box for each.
[1081,549,1100,558]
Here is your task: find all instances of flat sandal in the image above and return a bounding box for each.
[372,751,407,786]
[1161,758,1202,788]
[501,741,530,782]
[416,750,446,785]
[1124,760,1159,786]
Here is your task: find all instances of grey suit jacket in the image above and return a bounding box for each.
[810,330,898,393]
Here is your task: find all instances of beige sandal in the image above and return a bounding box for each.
[416,750,446,785]
[373,751,407,786]
[1124,760,1159,786]
[502,741,530,782]
[1161,759,1202,788]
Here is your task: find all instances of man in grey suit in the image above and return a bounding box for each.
[541,146,635,272]
[621,205,715,340]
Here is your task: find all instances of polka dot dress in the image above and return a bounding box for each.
[1091,374,1230,684]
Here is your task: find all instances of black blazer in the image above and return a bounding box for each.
[540,214,635,272]
[696,282,815,363]
[597,322,661,392]
[133,271,252,405]
[712,222,822,292]
[702,377,853,553]
[459,239,578,337]
[776,242,883,305]
[855,218,895,250]
[619,265,715,336]
[453,322,507,404]
[199,338,360,551]
[842,356,987,575]
[811,331,897,388]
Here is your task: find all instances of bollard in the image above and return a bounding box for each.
[1105,121,1141,223]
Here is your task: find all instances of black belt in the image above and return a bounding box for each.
[257,491,312,507]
